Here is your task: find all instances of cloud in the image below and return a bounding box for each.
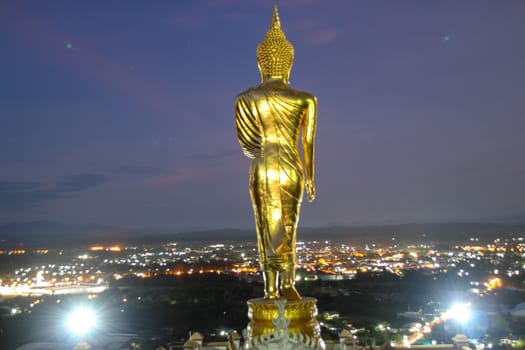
[0,181,59,210]
[171,9,207,27]
[188,149,238,162]
[282,12,341,46]
[282,0,322,6]
[0,173,110,211]
[289,18,317,32]
[0,5,178,117]
[55,174,109,192]
[111,165,164,176]
[169,0,252,26]
[0,181,43,192]
[309,28,338,45]
[138,171,195,188]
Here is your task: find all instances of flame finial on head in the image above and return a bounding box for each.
[270,4,281,28]
[256,5,295,83]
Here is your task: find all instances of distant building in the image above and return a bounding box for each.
[183,331,241,350]
[181,329,471,350]
[510,302,525,318]
[16,333,140,350]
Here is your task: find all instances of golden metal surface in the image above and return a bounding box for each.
[235,5,317,301]
[246,297,320,339]
[256,6,294,84]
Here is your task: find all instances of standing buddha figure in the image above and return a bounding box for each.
[234,5,317,301]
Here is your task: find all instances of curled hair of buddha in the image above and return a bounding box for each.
[256,5,294,83]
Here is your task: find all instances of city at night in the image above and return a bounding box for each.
[1,1,524,350]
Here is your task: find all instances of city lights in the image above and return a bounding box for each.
[67,307,96,335]
[1,235,524,348]
[446,303,471,324]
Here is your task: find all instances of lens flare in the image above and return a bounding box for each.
[67,307,96,335]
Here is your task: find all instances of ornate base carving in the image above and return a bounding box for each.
[246,297,320,340]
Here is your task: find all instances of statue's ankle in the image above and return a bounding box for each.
[264,291,280,300]
[281,285,301,301]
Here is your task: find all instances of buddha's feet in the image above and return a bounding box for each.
[282,286,301,301]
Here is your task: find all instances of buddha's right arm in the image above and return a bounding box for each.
[235,96,262,159]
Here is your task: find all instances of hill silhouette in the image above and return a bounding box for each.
[1,218,524,248]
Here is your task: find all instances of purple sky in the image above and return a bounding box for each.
[1,0,524,231]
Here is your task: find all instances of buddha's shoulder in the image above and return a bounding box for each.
[236,85,265,97]
[236,86,315,101]
[284,88,316,106]
[290,88,316,101]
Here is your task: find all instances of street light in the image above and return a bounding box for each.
[67,307,96,335]
[447,303,471,325]
[445,303,471,349]
[67,307,96,350]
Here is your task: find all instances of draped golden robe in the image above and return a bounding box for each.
[235,81,316,272]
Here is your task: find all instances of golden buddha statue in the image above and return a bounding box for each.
[235,5,317,301]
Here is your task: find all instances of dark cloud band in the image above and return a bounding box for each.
[0,173,110,211]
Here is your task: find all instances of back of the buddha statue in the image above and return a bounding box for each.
[234,5,317,303]
[235,82,314,162]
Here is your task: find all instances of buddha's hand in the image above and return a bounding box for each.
[306,180,316,202]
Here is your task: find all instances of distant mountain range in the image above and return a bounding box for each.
[0,220,255,247]
[474,211,525,225]
[0,220,131,247]
[1,214,525,248]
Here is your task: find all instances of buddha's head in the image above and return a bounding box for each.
[256,5,294,84]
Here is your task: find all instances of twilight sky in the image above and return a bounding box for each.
[1,0,524,231]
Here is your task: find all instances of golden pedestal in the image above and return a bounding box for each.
[246,297,320,339]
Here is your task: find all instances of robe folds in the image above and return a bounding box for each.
[235,85,309,271]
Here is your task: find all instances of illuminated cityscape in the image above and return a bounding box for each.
[1,232,524,349]
[2,236,523,297]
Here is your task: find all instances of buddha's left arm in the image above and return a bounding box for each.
[302,96,317,201]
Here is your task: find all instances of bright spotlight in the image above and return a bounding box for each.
[67,307,96,335]
[447,303,471,324]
